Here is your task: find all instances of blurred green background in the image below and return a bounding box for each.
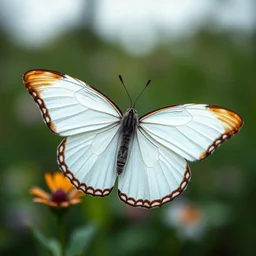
[0,0,255,255]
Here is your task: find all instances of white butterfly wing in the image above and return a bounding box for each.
[58,123,120,196]
[118,104,242,208]
[118,128,191,208]
[23,70,122,136]
[24,69,123,196]
[140,104,243,162]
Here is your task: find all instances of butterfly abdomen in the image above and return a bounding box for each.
[117,108,138,175]
[117,135,130,175]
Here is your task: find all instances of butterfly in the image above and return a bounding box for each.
[23,69,243,209]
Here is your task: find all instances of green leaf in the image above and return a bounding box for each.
[29,225,61,256]
[67,223,97,256]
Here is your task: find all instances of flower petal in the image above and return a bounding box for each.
[69,188,84,200]
[69,198,82,205]
[62,176,73,192]
[33,197,58,207]
[45,173,56,191]
[32,198,57,207]
[54,172,73,192]
[48,201,58,207]
[60,202,70,208]
[32,198,48,204]
[30,187,50,200]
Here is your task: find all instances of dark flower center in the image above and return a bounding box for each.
[51,189,68,203]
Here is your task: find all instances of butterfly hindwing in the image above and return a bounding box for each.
[57,124,120,196]
[118,128,191,208]
[23,70,122,136]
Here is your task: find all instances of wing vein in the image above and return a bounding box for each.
[136,131,152,200]
[175,126,205,151]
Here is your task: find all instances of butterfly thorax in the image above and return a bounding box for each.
[117,108,138,175]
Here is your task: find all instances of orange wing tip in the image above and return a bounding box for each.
[118,165,191,209]
[57,140,113,197]
[207,105,243,133]
[23,69,63,90]
[23,70,59,133]
[199,106,243,160]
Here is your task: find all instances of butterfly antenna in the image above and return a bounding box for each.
[133,79,151,107]
[119,75,132,107]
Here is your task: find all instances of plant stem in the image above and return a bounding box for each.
[58,214,65,256]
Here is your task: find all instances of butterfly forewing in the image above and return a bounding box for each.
[23,70,122,136]
[139,104,243,162]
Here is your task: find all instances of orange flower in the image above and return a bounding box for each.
[180,204,202,226]
[30,172,84,208]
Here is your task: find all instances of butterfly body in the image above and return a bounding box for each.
[24,69,243,209]
[117,108,138,175]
